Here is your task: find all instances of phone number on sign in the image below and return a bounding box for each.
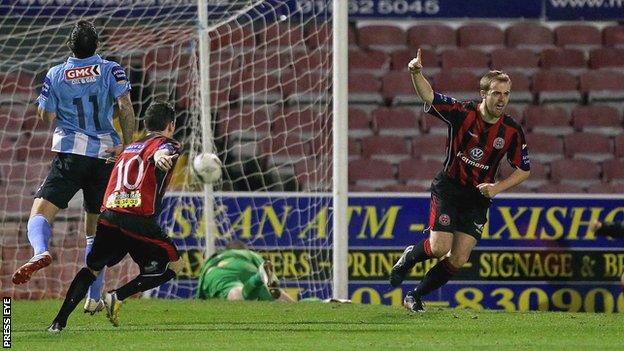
[297,0,440,16]
[350,285,624,312]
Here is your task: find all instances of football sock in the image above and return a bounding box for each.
[27,214,52,256]
[53,268,96,327]
[114,269,176,301]
[84,235,105,300]
[413,258,460,297]
[408,238,434,263]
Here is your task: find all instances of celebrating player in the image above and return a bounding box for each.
[12,20,136,314]
[197,240,294,302]
[389,49,531,312]
[47,102,181,332]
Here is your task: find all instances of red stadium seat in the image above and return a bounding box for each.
[291,50,328,74]
[433,71,480,101]
[216,106,270,140]
[208,23,256,50]
[398,158,442,187]
[571,105,622,136]
[350,184,376,192]
[371,107,420,137]
[564,132,613,162]
[526,133,564,162]
[580,70,624,102]
[0,72,35,102]
[281,70,330,103]
[17,133,55,163]
[348,73,383,103]
[615,134,624,158]
[348,108,372,138]
[412,134,448,162]
[260,22,305,49]
[420,112,449,135]
[349,49,391,76]
[349,138,361,160]
[601,159,624,183]
[390,49,439,74]
[506,72,533,103]
[586,182,624,194]
[499,161,548,190]
[540,48,586,74]
[407,23,456,50]
[490,48,539,75]
[357,25,406,51]
[524,105,573,136]
[260,135,309,166]
[550,159,601,188]
[532,70,581,103]
[603,25,624,48]
[457,23,505,50]
[554,24,602,50]
[381,183,430,192]
[537,182,586,193]
[273,106,321,139]
[360,136,410,163]
[588,48,624,69]
[305,23,357,49]
[380,71,423,105]
[440,49,490,74]
[506,23,554,52]
[349,159,395,188]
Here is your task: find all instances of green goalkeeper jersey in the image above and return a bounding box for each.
[196,249,269,300]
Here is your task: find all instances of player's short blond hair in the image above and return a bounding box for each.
[479,70,511,92]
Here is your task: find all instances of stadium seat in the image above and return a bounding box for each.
[349,184,376,192]
[537,182,586,193]
[177,71,229,109]
[613,134,624,158]
[380,71,423,105]
[603,25,624,48]
[440,48,490,75]
[586,182,624,194]
[506,72,533,103]
[398,158,442,188]
[208,23,256,50]
[216,106,271,141]
[588,48,624,70]
[407,23,456,50]
[348,107,372,138]
[526,133,564,162]
[564,132,613,162]
[0,72,35,102]
[371,107,420,137]
[0,111,23,138]
[360,136,410,163]
[490,48,539,75]
[281,70,330,103]
[412,134,448,162]
[241,49,283,74]
[540,48,587,74]
[390,49,439,75]
[505,22,554,52]
[554,24,602,51]
[260,22,305,49]
[457,23,505,51]
[499,161,548,190]
[349,138,361,160]
[532,70,581,103]
[433,71,480,101]
[17,133,55,163]
[524,105,573,136]
[550,159,601,189]
[571,105,622,136]
[305,23,357,49]
[349,49,391,76]
[260,135,309,165]
[601,159,624,183]
[273,106,322,139]
[349,159,395,188]
[348,73,383,103]
[579,70,624,102]
[144,46,193,73]
[291,49,327,74]
[420,112,449,135]
[381,183,430,192]
[357,25,406,51]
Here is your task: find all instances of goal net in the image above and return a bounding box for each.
[0,1,335,301]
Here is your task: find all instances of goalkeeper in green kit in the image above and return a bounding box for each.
[197,241,294,302]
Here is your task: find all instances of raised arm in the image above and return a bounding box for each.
[408,48,434,105]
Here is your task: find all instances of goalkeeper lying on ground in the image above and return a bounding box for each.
[197,240,294,302]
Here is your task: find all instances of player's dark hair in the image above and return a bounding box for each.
[68,20,99,59]
[144,101,175,132]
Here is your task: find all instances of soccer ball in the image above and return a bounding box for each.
[192,152,222,183]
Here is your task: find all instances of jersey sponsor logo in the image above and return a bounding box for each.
[457,151,490,170]
[105,191,142,209]
[124,143,145,154]
[493,137,505,149]
[438,214,451,226]
[111,65,128,83]
[64,64,100,84]
[469,147,484,161]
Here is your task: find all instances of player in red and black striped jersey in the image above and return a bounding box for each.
[48,102,182,332]
[390,49,531,312]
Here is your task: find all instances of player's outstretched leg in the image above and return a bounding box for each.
[403,291,425,312]
[84,235,105,314]
[48,267,97,332]
[260,261,280,299]
[390,238,434,287]
[103,291,122,327]
[12,252,52,284]
[83,297,104,315]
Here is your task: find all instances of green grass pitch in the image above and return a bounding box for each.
[9,299,624,350]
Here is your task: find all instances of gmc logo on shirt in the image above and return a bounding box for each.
[65,64,100,80]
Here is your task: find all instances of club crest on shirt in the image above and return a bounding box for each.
[64,64,100,84]
[493,137,505,149]
[438,214,451,226]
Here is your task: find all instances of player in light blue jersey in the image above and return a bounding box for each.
[12,21,136,315]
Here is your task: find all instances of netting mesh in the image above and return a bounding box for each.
[0,1,334,300]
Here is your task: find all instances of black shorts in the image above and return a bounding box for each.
[86,210,180,275]
[35,153,114,214]
[428,172,491,239]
